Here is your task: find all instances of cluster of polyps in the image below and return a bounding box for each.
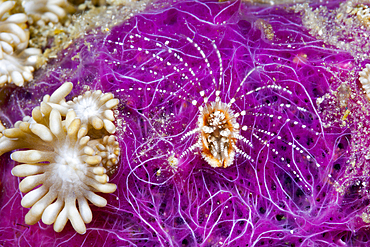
[0,1,41,86]
[360,64,370,100]
[0,83,120,234]
[22,0,70,26]
[353,4,370,26]
[43,82,118,133]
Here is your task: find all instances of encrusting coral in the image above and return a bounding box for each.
[0,0,41,86]
[0,82,120,234]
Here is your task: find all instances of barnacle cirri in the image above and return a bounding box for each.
[0,0,41,86]
[43,82,119,133]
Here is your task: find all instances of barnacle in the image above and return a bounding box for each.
[43,82,119,133]
[0,0,41,86]
[359,64,370,100]
[22,0,70,26]
[197,101,238,168]
[88,135,120,176]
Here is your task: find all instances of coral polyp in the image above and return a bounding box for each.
[0,0,41,86]
[0,1,28,51]
[88,135,120,175]
[22,0,71,26]
[360,64,370,100]
[43,82,119,133]
[11,109,116,234]
[2,0,370,246]
[0,83,120,234]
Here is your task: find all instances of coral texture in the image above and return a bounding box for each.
[360,64,370,99]
[0,0,41,86]
[43,82,119,133]
[0,0,370,246]
[23,0,70,26]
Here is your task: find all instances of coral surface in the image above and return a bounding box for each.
[0,0,370,246]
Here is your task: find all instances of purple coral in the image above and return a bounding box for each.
[0,0,370,246]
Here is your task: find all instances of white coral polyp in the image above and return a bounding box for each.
[44,82,119,134]
[360,64,370,99]
[0,0,41,86]
[10,109,116,234]
[0,120,4,137]
[0,1,29,51]
[88,135,120,175]
[0,48,41,86]
[356,5,370,26]
[22,0,68,26]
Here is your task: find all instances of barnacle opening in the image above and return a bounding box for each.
[198,101,238,168]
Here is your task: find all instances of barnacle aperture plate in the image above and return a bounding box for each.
[198,101,238,168]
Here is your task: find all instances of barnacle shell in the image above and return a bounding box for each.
[0,1,41,86]
[44,82,119,133]
[197,101,238,168]
[9,108,116,234]
[360,64,370,99]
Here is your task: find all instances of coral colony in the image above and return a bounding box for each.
[0,1,41,86]
[0,82,120,234]
[2,0,370,246]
